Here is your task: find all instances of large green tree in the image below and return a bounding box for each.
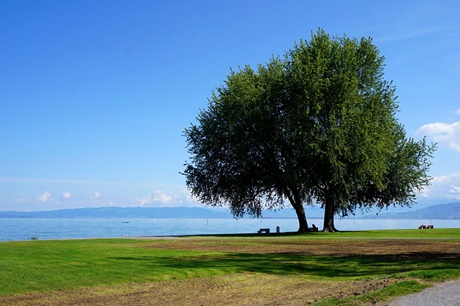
[183,29,434,232]
[287,31,435,231]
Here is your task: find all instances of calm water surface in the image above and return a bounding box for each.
[1,218,459,242]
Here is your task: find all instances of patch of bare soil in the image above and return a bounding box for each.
[141,237,460,259]
[0,274,394,306]
[1,238,458,305]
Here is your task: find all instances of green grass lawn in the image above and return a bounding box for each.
[0,228,459,304]
[0,239,213,295]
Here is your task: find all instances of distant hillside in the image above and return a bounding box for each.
[365,202,460,220]
[0,207,232,219]
[399,202,460,219]
[0,206,322,219]
[1,202,458,219]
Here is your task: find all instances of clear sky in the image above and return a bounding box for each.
[1,0,459,211]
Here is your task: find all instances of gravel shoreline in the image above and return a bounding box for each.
[390,279,460,306]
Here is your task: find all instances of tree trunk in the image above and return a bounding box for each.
[285,186,309,232]
[323,196,339,232]
[293,203,309,232]
[294,204,309,233]
[285,188,309,233]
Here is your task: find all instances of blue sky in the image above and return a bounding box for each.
[1,0,459,211]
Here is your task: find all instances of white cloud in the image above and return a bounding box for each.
[416,121,460,152]
[421,173,460,200]
[137,195,151,206]
[90,192,100,199]
[61,192,71,199]
[448,186,460,197]
[134,189,198,207]
[135,190,173,206]
[456,109,460,115]
[152,190,172,203]
[181,189,200,204]
[37,191,51,202]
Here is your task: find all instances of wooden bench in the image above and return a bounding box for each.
[258,228,270,234]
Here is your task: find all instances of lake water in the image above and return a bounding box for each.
[1,218,459,242]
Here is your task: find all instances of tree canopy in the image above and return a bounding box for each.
[183,29,435,232]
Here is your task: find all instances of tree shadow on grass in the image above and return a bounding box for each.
[111,251,460,280]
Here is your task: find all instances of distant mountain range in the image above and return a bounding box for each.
[364,202,460,220]
[0,202,459,219]
[0,207,231,219]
